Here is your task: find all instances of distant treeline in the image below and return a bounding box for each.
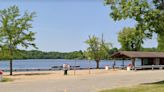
[0,50,85,60]
[0,47,159,60]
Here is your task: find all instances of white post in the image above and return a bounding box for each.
[0,70,3,81]
[0,75,2,81]
[87,57,91,74]
[89,60,91,74]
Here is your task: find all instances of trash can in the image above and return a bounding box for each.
[127,64,132,71]
[105,65,109,70]
[0,70,3,81]
[127,66,131,71]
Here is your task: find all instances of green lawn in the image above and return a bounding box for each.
[100,81,164,92]
[0,78,13,82]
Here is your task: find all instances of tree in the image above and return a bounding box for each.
[157,33,164,51]
[141,47,157,52]
[85,35,112,69]
[109,47,118,55]
[105,0,164,50]
[118,27,145,51]
[0,6,37,75]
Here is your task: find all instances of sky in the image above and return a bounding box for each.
[0,0,157,52]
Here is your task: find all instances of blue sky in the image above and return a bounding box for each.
[0,0,157,52]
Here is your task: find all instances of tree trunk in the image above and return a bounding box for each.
[10,59,13,75]
[96,60,100,69]
[9,48,13,76]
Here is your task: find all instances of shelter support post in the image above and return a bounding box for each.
[112,59,116,70]
[141,58,144,66]
[131,58,135,70]
[122,58,125,69]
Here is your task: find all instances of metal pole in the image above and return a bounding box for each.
[113,59,115,70]
[123,58,125,69]
[89,60,91,74]
[74,59,76,75]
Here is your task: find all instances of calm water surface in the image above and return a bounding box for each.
[0,59,141,69]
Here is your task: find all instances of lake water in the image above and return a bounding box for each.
[0,59,141,69]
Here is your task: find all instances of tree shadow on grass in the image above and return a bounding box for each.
[12,73,51,76]
[142,80,164,85]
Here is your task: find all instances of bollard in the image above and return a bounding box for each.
[64,70,68,75]
[63,64,69,75]
[0,70,3,81]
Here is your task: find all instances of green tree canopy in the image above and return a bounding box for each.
[105,0,164,51]
[0,6,36,75]
[105,0,164,34]
[157,33,164,51]
[118,27,145,51]
[85,35,112,69]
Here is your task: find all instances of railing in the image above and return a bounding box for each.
[135,65,164,70]
[51,65,80,70]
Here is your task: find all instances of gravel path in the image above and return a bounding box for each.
[0,70,164,92]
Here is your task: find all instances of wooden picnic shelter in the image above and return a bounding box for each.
[111,51,164,70]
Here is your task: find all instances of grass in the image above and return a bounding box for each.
[13,73,50,76]
[0,77,13,82]
[100,81,164,92]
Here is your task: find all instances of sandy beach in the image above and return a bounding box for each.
[3,69,124,82]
